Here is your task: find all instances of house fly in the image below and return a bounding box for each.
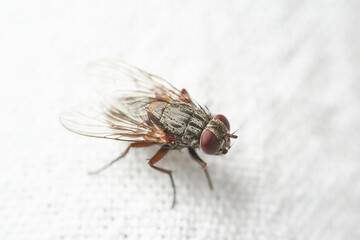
[60,59,237,208]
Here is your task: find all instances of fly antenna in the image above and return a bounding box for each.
[229,133,238,139]
[229,121,246,139]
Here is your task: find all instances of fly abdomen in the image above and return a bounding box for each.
[160,103,191,137]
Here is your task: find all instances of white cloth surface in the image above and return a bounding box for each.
[0,0,359,239]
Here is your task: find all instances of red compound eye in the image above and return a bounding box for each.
[201,130,220,155]
[215,114,230,131]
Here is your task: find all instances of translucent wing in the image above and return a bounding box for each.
[60,59,193,144]
[86,59,194,107]
[59,102,169,143]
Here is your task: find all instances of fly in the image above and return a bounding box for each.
[60,59,238,208]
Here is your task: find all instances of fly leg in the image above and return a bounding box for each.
[148,148,177,208]
[180,88,193,103]
[188,148,213,190]
[88,142,154,175]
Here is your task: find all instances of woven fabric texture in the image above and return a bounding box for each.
[0,1,359,239]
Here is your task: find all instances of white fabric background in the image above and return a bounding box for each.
[1,0,359,239]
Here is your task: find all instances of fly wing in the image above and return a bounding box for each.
[59,102,169,143]
[86,59,194,105]
[60,59,196,143]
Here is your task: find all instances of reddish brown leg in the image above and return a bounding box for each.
[188,148,213,190]
[180,88,193,103]
[148,148,177,208]
[88,142,154,175]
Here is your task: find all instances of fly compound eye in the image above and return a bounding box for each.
[215,114,230,131]
[201,130,220,155]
